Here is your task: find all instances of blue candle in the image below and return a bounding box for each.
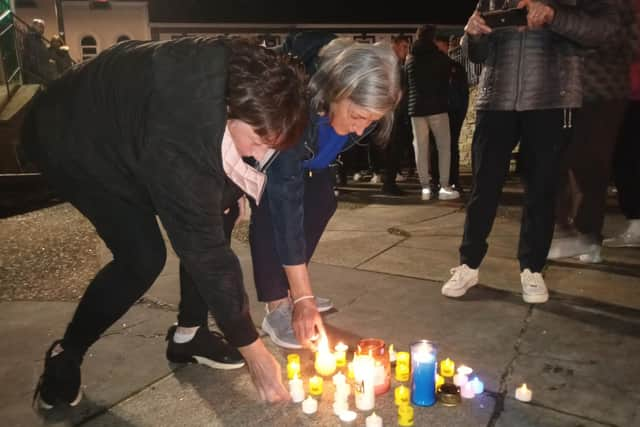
[410,340,437,406]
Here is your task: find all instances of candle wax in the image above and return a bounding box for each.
[339,410,357,423]
[515,383,532,402]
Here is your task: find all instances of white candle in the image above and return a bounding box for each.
[333,371,346,385]
[365,411,383,427]
[388,344,397,364]
[354,355,375,411]
[333,399,349,416]
[461,382,475,399]
[302,395,318,414]
[288,375,305,403]
[515,383,532,402]
[335,382,351,401]
[339,410,357,423]
[457,365,473,376]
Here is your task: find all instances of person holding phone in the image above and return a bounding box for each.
[441,0,619,304]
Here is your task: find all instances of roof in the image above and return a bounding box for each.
[148,0,477,25]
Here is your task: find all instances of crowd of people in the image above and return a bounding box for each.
[19,0,638,411]
[21,18,73,84]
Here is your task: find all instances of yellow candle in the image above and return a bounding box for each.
[287,353,300,364]
[440,357,455,377]
[395,351,410,382]
[309,375,323,396]
[394,385,410,406]
[436,374,445,391]
[315,335,337,376]
[287,360,301,380]
[398,403,414,426]
[334,342,348,367]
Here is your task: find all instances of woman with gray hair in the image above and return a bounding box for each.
[169,37,402,364]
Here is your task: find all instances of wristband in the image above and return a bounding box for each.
[293,295,315,305]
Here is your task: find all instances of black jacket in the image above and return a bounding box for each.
[23,37,257,347]
[406,40,452,116]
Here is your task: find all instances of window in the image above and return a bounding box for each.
[116,35,130,43]
[80,35,97,61]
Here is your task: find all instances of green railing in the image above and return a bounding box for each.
[0,9,22,101]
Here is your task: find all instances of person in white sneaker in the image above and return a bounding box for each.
[443,0,618,304]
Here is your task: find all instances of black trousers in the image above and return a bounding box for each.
[383,115,411,188]
[613,100,640,219]
[460,109,570,272]
[430,109,466,188]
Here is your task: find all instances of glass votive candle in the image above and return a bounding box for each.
[410,340,437,407]
[357,338,391,395]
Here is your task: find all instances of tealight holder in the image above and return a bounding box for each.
[438,383,461,407]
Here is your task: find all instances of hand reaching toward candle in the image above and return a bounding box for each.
[292,298,326,349]
[238,339,290,402]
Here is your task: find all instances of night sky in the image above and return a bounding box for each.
[149,0,479,25]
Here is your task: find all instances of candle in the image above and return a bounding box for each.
[347,362,355,379]
[389,344,397,364]
[288,374,305,403]
[357,338,391,395]
[333,371,346,386]
[453,372,469,387]
[302,395,318,414]
[515,383,532,402]
[397,404,414,426]
[309,375,323,396]
[315,337,337,377]
[457,365,473,376]
[440,357,455,377]
[353,354,376,411]
[333,399,349,416]
[435,374,444,392]
[410,340,437,407]
[334,342,349,367]
[470,377,484,395]
[339,410,357,423]
[394,385,410,406]
[461,382,475,399]
[395,351,410,382]
[287,360,301,380]
[335,382,351,401]
[366,411,383,427]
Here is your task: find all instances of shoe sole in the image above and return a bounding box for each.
[441,277,479,298]
[39,389,82,410]
[603,242,640,248]
[438,194,460,200]
[523,293,549,304]
[192,356,245,370]
[261,318,302,350]
[317,303,334,313]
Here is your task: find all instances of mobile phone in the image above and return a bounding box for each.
[481,8,528,28]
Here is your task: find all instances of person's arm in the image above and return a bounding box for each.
[461,1,493,64]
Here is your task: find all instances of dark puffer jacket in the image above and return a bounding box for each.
[406,40,452,116]
[464,0,619,111]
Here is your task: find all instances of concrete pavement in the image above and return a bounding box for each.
[1,182,639,426]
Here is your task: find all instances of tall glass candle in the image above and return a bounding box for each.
[410,340,437,407]
[354,354,376,411]
[357,338,391,395]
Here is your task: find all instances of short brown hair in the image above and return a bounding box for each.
[226,38,309,151]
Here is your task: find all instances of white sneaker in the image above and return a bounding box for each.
[603,222,640,247]
[520,269,549,304]
[547,235,599,260]
[353,172,363,182]
[396,173,407,182]
[370,174,382,184]
[442,264,479,298]
[421,188,432,200]
[439,186,460,200]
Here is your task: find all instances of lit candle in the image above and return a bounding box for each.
[333,399,349,416]
[354,354,376,411]
[315,336,337,376]
[366,411,383,427]
[309,375,323,396]
[332,371,346,386]
[287,360,300,380]
[461,382,475,399]
[339,410,357,423]
[302,395,318,414]
[389,344,397,364]
[435,374,444,392]
[334,342,349,367]
[410,340,437,407]
[470,377,484,395]
[397,404,414,426]
[394,385,410,406]
[288,374,305,403]
[395,351,410,382]
[457,365,473,376]
[515,383,532,402]
[453,373,469,387]
[335,382,351,401]
[440,357,455,377]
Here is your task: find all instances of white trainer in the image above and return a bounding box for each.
[370,173,382,184]
[439,186,460,200]
[396,173,407,182]
[520,269,549,304]
[442,264,479,298]
[421,188,432,200]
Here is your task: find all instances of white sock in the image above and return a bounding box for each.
[173,326,199,344]
[627,219,640,235]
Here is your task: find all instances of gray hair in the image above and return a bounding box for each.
[309,38,402,142]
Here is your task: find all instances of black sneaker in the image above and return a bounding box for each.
[165,326,245,370]
[382,185,406,196]
[33,340,82,410]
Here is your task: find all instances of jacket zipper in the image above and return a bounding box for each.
[515,31,526,111]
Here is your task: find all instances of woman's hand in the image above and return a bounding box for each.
[238,339,290,402]
[292,298,326,350]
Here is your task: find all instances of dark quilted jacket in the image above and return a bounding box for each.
[464,0,620,111]
[406,40,452,116]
